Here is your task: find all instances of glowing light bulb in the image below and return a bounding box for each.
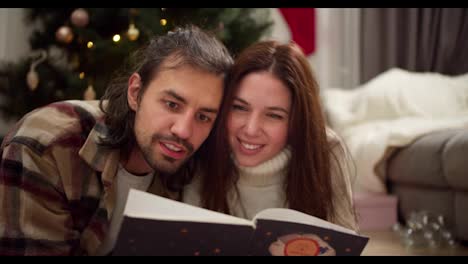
[113,34,121,42]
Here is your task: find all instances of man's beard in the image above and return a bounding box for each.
[139,133,194,174]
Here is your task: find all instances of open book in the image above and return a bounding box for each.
[113,189,369,256]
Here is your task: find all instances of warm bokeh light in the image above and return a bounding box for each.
[112,34,121,42]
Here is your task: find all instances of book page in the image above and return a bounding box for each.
[124,189,253,227]
[253,208,356,235]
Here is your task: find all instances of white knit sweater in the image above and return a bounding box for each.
[228,147,291,219]
[183,130,358,231]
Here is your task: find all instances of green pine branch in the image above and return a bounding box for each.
[0,8,273,120]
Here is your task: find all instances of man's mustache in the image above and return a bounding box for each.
[152,134,194,154]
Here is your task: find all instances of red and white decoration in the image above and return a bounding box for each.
[278,8,316,56]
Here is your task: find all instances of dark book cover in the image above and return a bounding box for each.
[112,189,369,256]
[113,217,254,256]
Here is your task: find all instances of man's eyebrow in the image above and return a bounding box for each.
[164,90,186,104]
[200,107,218,114]
[233,97,249,105]
[164,90,218,114]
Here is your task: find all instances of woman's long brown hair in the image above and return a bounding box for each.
[199,40,343,221]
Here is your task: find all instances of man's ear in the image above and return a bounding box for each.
[128,73,142,111]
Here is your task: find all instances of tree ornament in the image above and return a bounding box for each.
[127,23,140,41]
[71,8,89,28]
[26,70,39,91]
[26,50,47,91]
[55,25,74,44]
[84,84,96,100]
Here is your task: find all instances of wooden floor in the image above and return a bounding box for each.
[361,230,468,256]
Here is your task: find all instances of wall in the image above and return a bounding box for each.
[1,8,361,75]
[0,8,362,135]
[0,8,31,62]
[0,8,31,135]
[267,8,361,90]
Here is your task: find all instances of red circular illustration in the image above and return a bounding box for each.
[283,237,320,256]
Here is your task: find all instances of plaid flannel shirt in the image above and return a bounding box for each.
[0,100,177,256]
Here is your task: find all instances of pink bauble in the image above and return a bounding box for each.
[71,8,89,28]
[55,26,74,44]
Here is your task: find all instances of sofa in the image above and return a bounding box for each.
[321,68,468,241]
[386,127,468,242]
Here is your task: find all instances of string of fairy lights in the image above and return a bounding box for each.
[26,8,168,100]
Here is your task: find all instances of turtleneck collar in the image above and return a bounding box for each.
[234,146,291,187]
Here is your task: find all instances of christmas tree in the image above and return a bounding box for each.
[0,8,273,120]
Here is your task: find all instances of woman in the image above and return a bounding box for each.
[184,40,357,231]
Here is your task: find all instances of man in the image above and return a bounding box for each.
[0,25,233,256]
